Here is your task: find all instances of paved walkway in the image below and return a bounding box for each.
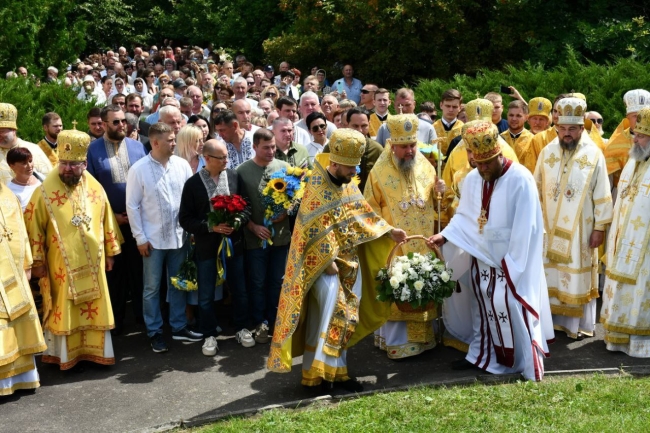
[1,310,648,432]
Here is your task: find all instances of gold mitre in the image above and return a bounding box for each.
[329,129,366,166]
[386,114,418,145]
[528,97,552,119]
[624,89,650,114]
[567,92,586,101]
[0,103,18,129]
[462,120,501,162]
[58,126,91,162]
[465,98,493,122]
[634,106,650,136]
[556,97,586,125]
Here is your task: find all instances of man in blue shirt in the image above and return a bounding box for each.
[86,105,148,335]
[332,64,363,104]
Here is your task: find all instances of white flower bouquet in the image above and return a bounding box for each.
[376,236,455,312]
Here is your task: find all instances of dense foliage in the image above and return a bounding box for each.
[1,1,649,87]
[413,53,650,135]
[0,79,95,143]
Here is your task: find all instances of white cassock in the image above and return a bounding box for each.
[442,161,554,381]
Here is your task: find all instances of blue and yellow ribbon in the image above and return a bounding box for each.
[216,237,234,285]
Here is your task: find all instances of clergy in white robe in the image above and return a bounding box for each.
[534,97,613,339]
[429,120,553,381]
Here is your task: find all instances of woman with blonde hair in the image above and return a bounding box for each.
[261,85,280,105]
[175,125,206,174]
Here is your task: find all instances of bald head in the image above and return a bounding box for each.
[233,99,253,130]
[203,138,226,155]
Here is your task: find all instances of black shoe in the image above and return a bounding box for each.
[172,328,203,342]
[451,359,476,370]
[151,333,169,353]
[335,379,364,393]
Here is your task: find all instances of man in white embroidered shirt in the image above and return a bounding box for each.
[126,122,202,353]
[213,110,255,169]
[428,120,554,381]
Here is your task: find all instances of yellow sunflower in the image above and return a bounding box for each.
[270,179,287,192]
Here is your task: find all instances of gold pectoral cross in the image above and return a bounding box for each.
[477,209,488,234]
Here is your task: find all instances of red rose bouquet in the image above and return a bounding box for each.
[207,194,249,230]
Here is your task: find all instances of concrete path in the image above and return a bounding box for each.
[1,309,648,432]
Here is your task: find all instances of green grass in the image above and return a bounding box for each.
[189,374,650,432]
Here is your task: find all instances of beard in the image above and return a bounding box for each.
[107,128,126,141]
[629,143,650,161]
[59,173,82,187]
[397,157,416,173]
[560,137,578,151]
[0,130,16,147]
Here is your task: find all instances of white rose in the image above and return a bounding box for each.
[414,281,424,291]
[389,276,400,288]
[422,263,433,272]
[409,270,418,280]
[440,271,450,282]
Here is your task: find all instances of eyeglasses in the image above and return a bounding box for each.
[589,118,603,124]
[206,154,228,160]
[247,81,254,85]
[59,161,85,168]
[111,119,128,126]
[212,108,224,114]
[311,124,327,132]
[266,93,277,98]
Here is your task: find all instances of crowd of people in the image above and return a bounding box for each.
[1,43,649,397]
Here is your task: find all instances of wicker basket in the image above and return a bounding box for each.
[386,235,444,313]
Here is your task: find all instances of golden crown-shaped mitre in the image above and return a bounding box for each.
[58,126,91,162]
[386,114,418,145]
[634,106,650,137]
[556,97,587,125]
[465,98,493,122]
[623,89,650,114]
[462,120,501,162]
[0,103,18,129]
[329,129,366,166]
[528,97,552,118]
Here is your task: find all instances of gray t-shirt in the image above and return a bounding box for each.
[236,158,292,249]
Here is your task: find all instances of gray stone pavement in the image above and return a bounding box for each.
[1,303,649,433]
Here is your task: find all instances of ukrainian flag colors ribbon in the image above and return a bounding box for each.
[216,237,234,285]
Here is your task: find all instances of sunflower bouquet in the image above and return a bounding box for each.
[260,166,311,246]
[171,245,198,292]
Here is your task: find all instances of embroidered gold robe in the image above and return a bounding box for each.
[267,160,392,377]
[534,135,613,334]
[369,112,389,138]
[37,139,59,166]
[604,118,633,188]
[0,185,46,395]
[600,156,650,356]
[25,170,123,369]
[501,129,535,173]
[357,148,439,358]
[433,119,464,156]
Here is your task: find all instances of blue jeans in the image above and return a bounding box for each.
[246,245,289,328]
[142,243,189,337]
[197,254,248,336]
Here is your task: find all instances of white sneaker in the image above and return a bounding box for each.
[235,329,256,348]
[202,336,218,356]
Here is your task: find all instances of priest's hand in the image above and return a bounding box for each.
[589,230,604,248]
[426,234,445,249]
[389,228,407,243]
[32,265,47,279]
[106,256,114,271]
[434,178,446,194]
[324,261,339,275]
[137,241,153,257]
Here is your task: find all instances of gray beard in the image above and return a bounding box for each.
[397,157,416,173]
[629,143,650,161]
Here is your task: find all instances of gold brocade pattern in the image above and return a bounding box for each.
[433,119,463,156]
[267,161,391,373]
[604,118,632,186]
[501,129,535,173]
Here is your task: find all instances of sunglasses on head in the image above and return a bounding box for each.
[311,124,327,132]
